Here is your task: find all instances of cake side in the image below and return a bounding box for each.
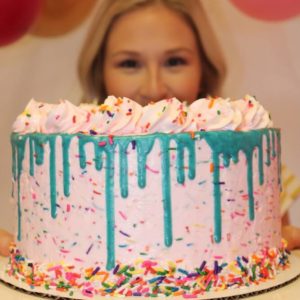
[8,128,287,297]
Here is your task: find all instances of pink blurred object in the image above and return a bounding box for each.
[230,0,300,22]
[0,0,41,47]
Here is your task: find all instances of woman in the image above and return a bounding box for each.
[78,0,226,104]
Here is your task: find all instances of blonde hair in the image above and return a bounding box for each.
[78,0,226,102]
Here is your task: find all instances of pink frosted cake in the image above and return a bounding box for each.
[8,95,288,298]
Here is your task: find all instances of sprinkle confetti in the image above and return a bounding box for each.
[7,242,290,298]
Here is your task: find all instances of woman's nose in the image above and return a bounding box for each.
[139,66,169,102]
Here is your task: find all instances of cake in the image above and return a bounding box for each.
[7,95,288,298]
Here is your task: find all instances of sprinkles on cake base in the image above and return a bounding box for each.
[7,242,289,298]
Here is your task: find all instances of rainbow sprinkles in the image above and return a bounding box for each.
[8,242,289,298]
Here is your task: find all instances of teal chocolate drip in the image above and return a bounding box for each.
[29,134,57,216]
[93,142,103,171]
[276,130,282,186]
[175,140,185,184]
[174,134,196,182]
[11,134,28,241]
[32,134,47,166]
[78,137,89,169]
[258,141,264,185]
[29,137,34,176]
[62,135,72,197]
[202,129,279,242]
[222,153,231,168]
[158,134,173,247]
[186,137,196,180]
[49,136,57,219]
[27,134,58,219]
[271,129,276,158]
[136,137,155,188]
[78,134,105,172]
[118,139,131,198]
[104,144,116,270]
[245,151,255,220]
[78,135,117,270]
[265,131,271,167]
[11,135,17,181]
[211,151,222,242]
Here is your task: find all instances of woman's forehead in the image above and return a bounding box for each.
[105,4,198,54]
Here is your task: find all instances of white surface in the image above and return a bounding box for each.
[0,251,300,300]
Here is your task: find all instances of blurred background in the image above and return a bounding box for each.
[0,0,299,232]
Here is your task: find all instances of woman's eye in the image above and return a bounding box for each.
[165,57,187,67]
[118,59,140,69]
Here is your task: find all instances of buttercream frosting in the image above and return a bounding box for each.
[13,95,273,135]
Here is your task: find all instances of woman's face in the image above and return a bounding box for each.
[103,4,202,105]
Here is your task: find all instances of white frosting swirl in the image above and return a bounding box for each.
[12,95,274,135]
[231,95,273,131]
[79,96,142,135]
[43,100,90,134]
[13,99,54,133]
[78,103,103,133]
[137,98,191,133]
[103,96,142,134]
[184,98,242,131]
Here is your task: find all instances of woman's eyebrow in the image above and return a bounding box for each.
[111,50,141,57]
[165,47,194,54]
[110,47,194,58]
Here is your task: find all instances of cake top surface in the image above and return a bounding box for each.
[13,95,273,135]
